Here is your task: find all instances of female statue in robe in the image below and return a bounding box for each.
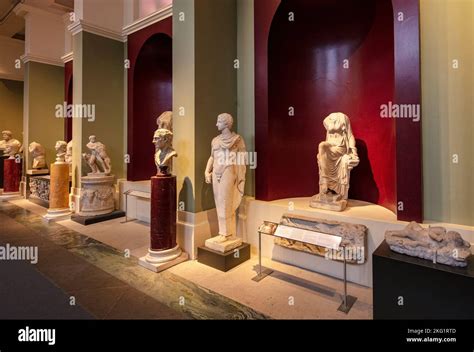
[310,112,359,211]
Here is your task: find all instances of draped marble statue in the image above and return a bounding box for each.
[205,113,247,253]
[310,113,359,211]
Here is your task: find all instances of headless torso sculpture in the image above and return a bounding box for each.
[205,113,247,253]
[310,112,359,211]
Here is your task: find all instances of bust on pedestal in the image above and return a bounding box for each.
[310,113,360,212]
[44,141,72,221]
[204,113,247,253]
[140,112,188,272]
[78,135,115,217]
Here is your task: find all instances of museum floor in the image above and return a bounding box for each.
[0,200,373,320]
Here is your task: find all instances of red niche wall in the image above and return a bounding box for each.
[64,61,73,142]
[127,18,172,181]
[255,0,422,222]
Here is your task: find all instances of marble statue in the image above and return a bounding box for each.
[156,111,173,132]
[28,142,46,169]
[204,113,247,253]
[153,128,177,176]
[82,135,111,175]
[55,141,67,163]
[385,222,471,267]
[65,140,73,164]
[310,112,359,211]
[1,130,22,156]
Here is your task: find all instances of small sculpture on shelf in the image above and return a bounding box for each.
[55,141,67,164]
[28,142,46,169]
[310,112,359,211]
[204,113,247,253]
[82,135,111,175]
[1,131,22,157]
[153,128,177,176]
[385,222,471,267]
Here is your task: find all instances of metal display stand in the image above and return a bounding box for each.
[122,189,151,223]
[252,221,357,314]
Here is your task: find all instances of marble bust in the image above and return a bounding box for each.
[55,141,68,164]
[153,129,177,176]
[310,112,359,211]
[4,139,22,159]
[28,142,46,169]
[1,130,22,156]
[82,135,111,175]
[204,113,247,253]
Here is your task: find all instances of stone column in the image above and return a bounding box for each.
[3,158,21,194]
[44,162,71,221]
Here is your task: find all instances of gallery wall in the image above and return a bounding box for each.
[420,0,474,226]
[24,62,65,169]
[0,79,23,143]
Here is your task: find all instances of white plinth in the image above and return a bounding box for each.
[139,246,188,273]
[26,169,49,175]
[0,191,21,201]
[205,236,243,253]
[43,208,72,222]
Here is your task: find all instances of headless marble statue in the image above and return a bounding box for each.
[28,142,46,169]
[310,113,359,211]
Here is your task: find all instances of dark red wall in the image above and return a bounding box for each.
[127,18,172,181]
[255,0,422,221]
[64,61,73,142]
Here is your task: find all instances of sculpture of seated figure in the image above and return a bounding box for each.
[82,135,111,175]
[153,128,177,176]
[28,142,46,169]
[310,112,359,211]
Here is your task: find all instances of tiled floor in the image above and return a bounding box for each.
[1,199,374,319]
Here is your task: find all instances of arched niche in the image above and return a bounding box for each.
[127,18,172,181]
[255,0,422,221]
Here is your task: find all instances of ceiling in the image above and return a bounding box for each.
[0,0,24,39]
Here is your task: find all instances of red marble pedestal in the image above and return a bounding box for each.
[150,175,177,251]
[3,158,21,193]
[139,174,187,271]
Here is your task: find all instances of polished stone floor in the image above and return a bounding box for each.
[0,201,267,319]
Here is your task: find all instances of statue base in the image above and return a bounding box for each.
[139,248,188,273]
[78,174,115,217]
[205,235,243,253]
[310,193,347,212]
[26,169,49,176]
[44,208,72,222]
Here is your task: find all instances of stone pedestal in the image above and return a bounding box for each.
[78,174,115,217]
[139,175,187,272]
[0,154,8,189]
[3,158,21,194]
[205,236,243,253]
[44,163,71,221]
[310,193,347,212]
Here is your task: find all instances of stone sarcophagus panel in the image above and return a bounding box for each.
[79,175,115,217]
[274,213,368,264]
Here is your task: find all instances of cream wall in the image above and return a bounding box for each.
[237,0,255,197]
[24,62,65,169]
[0,37,24,81]
[173,0,196,213]
[420,0,474,226]
[0,79,24,142]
